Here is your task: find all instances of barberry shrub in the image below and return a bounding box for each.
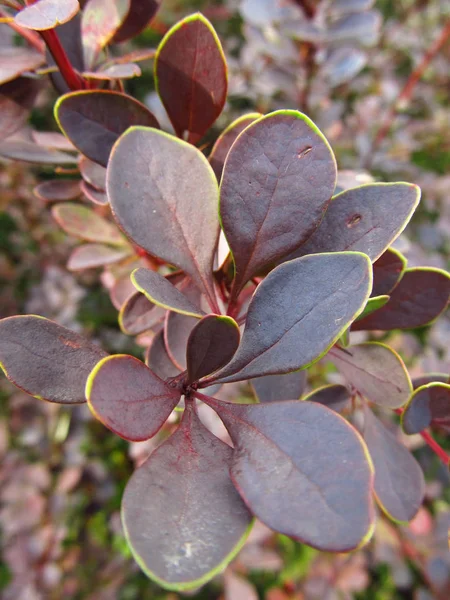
[1,1,449,592]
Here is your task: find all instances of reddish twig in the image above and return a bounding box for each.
[395,408,449,466]
[40,29,86,90]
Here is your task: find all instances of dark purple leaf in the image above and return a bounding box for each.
[186,315,240,383]
[0,139,75,164]
[14,0,79,31]
[80,181,108,205]
[207,252,371,384]
[86,354,180,441]
[220,110,337,295]
[330,343,412,409]
[209,112,261,181]
[34,179,81,202]
[32,130,76,151]
[79,156,106,190]
[82,63,141,80]
[288,183,420,263]
[107,127,220,309]
[55,90,159,167]
[165,311,197,371]
[412,373,449,389]
[355,295,389,321]
[202,397,374,551]
[122,404,253,589]
[251,371,307,403]
[402,383,450,435]
[0,77,41,141]
[0,315,107,404]
[119,291,164,336]
[353,267,450,331]
[371,247,406,297]
[52,202,126,245]
[81,0,130,68]
[154,13,228,143]
[131,268,205,318]
[67,243,130,270]
[363,406,424,523]
[0,47,45,85]
[303,384,351,413]
[145,328,180,379]
[113,0,161,43]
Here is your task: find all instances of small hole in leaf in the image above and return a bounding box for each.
[297,146,312,159]
[347,214,362,227]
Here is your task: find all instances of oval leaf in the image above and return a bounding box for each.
[52,202,125,245]
[119,291,163,336]
[186,315,240,383]
[0,47,45,85]
[353,267,450,331]
[107,127,220,309]
[372,247,406,296]
[303,384,352,414]
[251,370,307,403]
[0,139,75,164]
[220,110,337,295]
[145,328,180,379]
[363,407,424,523]
[207,252,372,384]
[122,404,253,590]
[0,315,107,403]
[113,0,161,43]
[203,397,374,551]
[55,90,159,167]
[15,0,80,31]
[154,13,227,143]
[86,354,180,441]
[288,183,420,263]
[402,383,450,435]
[67,243,130,270]
[81,0,129,68]
[356,295,389,321]
[0,77,42,142]
[330,343,412,409]
[131,268,205,318]
[34,179,81,202]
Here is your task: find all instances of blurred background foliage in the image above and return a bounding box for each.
[0,1,449,598]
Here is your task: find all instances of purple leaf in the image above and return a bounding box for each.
[209,112,261,181]
[14,0,80,31]
[206,252,371,384]
[330,343,412,409]
[0,139,75,164]
[412,373,449,389]
[145,329,180,379]
[79,157,106,190]
[363,407,424,523]
[353,267,450,331]
[122,404,253,590]
[119,291,164,336]
[251,371,307,403]
[55,90,159,167]
[371,247,406,297]
[303,384,351,413]
[0,315,107,403]
[402,383,450,435]
[355,295,389,321]
[288,183,420,263]
[80,181,108,205]
[107,127,220,309]
[131,268,205,318]
[202,397,374,551]
[186,315,240,383]
[34,179,82,202]
[154,13,228,143]
[86,354,180,441]
[67,243,130,270]
[82,63,141,80]
[0,77,42,141]
[165,311,197,371]
[52,202,126,245]
[220,110,337,295]
[47,14,84,93]
[0,47,45,85]
[113,0,161,43]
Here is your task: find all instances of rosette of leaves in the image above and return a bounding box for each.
[2,101,449,590]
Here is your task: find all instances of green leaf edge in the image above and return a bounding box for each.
[130,268,205,319]
[330,182,421,263]
[121,495,255,591]
[153,12,228,138]
[401,382,450,435]
[218,110,338,284]
[54,89,158,160]
[208,112,262,168]
[301,383,351,403]
[356,295,390,321]
[117,292,153,336]
[373,246,408,295]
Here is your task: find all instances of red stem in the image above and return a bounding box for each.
[394,408,449,466]
[1,8,45,52]
[40,29,86,90]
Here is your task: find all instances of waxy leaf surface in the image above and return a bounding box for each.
[0,315,106,403]
[0,77,41,141]
[34,179,81,202]
[119,292,163,336]
[208,252,371,384]
[55,91,159,167]
[155,13,227,143]
[0,140,75,164]
[412,373,449,389]
[251,370,307,404]
[289,183,420,262]
[52,203,125,245]
[371,247,406,296]
[165,311,197,371]
[113,0,161,43]
[363,407,424,523]
[86,354,180,441]
[131,268,205,318]
[67,243,130,270]
[107,127,220,307]
[186,315,240,382]
[209,113,261,180]
[122,406,252,590]
[0,48,45,85]
[353,267,450,331]
[330,343,411,409]
[81,0,129,67]
[303,384,351,414]
[15,0,79,31]
[145,329,179,379]
[402,383,450,435]
[220,111,337,294]
[80,181,108,205]
[204,397,374,551]
[79,157,106,190]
